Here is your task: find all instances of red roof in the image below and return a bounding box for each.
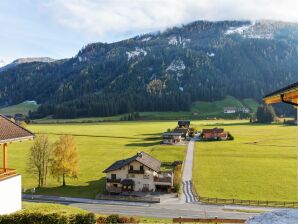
[0,115,34,144]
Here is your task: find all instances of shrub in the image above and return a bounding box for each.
[106,214,119,223]
[96,216,107,224]
[0,213,68,224]
[173,164,182,193]
[70,213,96,224]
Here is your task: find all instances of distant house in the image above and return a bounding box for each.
[201,128,229,140]
[224,107,237,114]
[162,132,184,144]
[224,107,250,114]
[178,120,190,128]
[103,152,173,193]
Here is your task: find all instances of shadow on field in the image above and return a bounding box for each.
[35,177,106,199]
[125,133,162,147]
[38,132,140,140]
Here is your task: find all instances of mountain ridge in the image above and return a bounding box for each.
[1,19,298,118]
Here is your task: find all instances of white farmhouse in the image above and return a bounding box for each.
[103,152,173,193]
[0,115,34,215]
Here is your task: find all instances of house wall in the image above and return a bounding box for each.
[106,161,158,192]
[0,175,21,215]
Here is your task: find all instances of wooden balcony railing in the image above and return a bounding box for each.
[0,168,17,180]
[106,178,121,183]
[128,170,144,174]
[154,176,172,183]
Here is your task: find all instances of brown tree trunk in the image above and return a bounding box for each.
[62,173,66,186]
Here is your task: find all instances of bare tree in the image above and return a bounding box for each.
[27,134,52,187]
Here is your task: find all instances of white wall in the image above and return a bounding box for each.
[0,175,22,215]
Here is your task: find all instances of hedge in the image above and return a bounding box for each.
[0,212,96,224]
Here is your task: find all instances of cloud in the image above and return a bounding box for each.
[41,0,298,42]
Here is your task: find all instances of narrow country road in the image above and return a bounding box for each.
[181,138,198,203]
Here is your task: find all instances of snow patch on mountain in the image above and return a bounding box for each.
[126,48,147,61]
[168,36,191,47]
[225,21,274,39]
[166,59,186,72]
[207,52,215,57]
[141,36,152,42]
[246,209,298,224]
[0,59,7,68]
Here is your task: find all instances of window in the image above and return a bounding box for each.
[140,165,144,171]
[111,174,116,180]
[129,165,133,171]
[113,184,118,187]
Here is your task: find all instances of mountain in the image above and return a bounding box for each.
[1,20,298,118]
[0,59,7,68]
[0,57,56,72]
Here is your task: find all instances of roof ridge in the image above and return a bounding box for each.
[0,114,34,136]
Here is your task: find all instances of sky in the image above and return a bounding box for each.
[1,0,298,64]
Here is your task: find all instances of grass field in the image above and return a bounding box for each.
[1,121,186,198]
[193,121,297,202]
[0,101,39,115]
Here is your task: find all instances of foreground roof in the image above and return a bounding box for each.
[0,114,34,144]
[103,151,161,173]
[263,81,298,104]
[202,128,224,134]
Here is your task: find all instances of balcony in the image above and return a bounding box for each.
[0,168,17,181]
[154,171,173,186]
[128,170,144,174]
[106,178,121,183]
[106,186,122,193]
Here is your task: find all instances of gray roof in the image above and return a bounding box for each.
[103,151,161,173]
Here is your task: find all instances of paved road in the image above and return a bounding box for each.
[181,138,198,203]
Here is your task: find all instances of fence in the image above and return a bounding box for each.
[191,183,298,208]
[96,194,160,203]
[173,217,245,223]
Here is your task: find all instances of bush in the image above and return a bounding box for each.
[0,212,96,224]
[96,217,107,224]
[70,213,96,224]
[106,214,119,223]
[96,215,139,224]
[0,213,68,224]
[173,164,182,193]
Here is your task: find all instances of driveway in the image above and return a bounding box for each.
[181,138,198,203]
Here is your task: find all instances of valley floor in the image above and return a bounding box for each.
[1,119,296,202]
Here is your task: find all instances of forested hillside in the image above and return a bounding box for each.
[1,20,298,118]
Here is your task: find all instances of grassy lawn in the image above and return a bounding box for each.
[0,101,39,115]
[1,121,186,198]
[193,121,297,202]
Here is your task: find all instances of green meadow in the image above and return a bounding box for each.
[1,119,297,202]
[193,121,297,202]
[1,121,186,198]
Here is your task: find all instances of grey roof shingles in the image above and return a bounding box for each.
[103,151,161,173]
[0,114,34,144]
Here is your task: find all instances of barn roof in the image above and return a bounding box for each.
[0,114,34,144]
[103,151,161,173]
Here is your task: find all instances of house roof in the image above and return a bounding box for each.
[163,132,183,137]
[202,128,224,134]
[0,114,34,144]
[178,120,190,126]
[263,81,298,104]
[173,128,189,134]
[103,151,161,173]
